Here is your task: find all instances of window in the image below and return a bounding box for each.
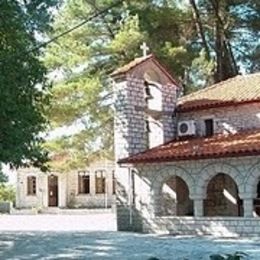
[144,81,152,100]
[27,176,36,195]
[145,120,151,133]
[205,119,214,137]
[144,120,151,149]
[112,171,116,194]
[144,83,162,111]
[78,171,90,194]
[95,170,106,194]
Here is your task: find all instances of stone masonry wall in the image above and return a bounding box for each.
[150,216,260,237]
[126,155,260,233]
[67,161,115,209]
[113,58,178,231]
[178,103,260,136]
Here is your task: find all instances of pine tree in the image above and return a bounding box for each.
[44,0,259,171]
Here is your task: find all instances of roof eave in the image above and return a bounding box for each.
[177,99,260,113]
[119,150,260,165]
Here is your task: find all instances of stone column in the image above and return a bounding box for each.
[191,194,205,217]
[243,198,254,217]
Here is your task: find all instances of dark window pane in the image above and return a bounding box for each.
[78,172,90,194]
[205,119,214,137]
[95,170,106,194]
[27,176,36,195]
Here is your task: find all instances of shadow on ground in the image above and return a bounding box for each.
[0,232,260,260]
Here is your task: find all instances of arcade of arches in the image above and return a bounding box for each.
[156,172,260,218]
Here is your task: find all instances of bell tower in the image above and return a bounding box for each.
[111,52,179,231]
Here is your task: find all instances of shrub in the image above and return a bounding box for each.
[210,252,248,260]
[0,184,16,204]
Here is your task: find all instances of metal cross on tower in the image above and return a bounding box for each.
[140,42,149,57]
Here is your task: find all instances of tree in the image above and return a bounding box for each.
[44,0,198,171]
[44,0,259,171]
[0,0,60,171]
[190,0,259,82]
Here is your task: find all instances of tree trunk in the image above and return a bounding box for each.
[189,0,210,60]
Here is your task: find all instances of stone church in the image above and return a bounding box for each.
[112,53,260,236]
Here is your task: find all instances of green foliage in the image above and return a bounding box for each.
[0,184,16,204]
[44,0,198,171]
[190,0,259,81]
[43,0,259,171]
[0,173,8,183]
[0,0,60,171]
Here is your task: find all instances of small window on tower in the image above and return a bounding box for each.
[204,119,214,137]
[145,120,151,133]
[144,81,152,100]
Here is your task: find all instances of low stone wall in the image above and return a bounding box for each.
[146,217,260,237]
[71,194,116,209]
[0,202,12,213]
[116,205,143,232]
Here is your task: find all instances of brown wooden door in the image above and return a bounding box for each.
[48,175,58,207]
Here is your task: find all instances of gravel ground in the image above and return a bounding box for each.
[0,232,260,260]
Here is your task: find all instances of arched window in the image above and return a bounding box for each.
[144,81,162,111]
[144,69,162,111]
[27,176,36,195]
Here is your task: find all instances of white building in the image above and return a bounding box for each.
[16,161,116,209]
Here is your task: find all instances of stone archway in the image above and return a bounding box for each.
[160,176,194,216]
[204,173,243,216]
[151,166,195,216]
[196,163,244,199]
[244,163,260,197]
[244,163,260,216]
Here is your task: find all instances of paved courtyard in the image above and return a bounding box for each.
[0,214,260,259]
[1,231,260,260]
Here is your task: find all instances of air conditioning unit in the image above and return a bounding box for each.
[178,120,196,137]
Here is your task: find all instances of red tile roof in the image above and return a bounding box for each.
[111,54,154,76]
[111,54,179,86]
[118,130,260,164]
[177,73,260,112]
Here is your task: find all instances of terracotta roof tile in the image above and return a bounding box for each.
[111,54,179,86]
[111,54,154,76]
[118,130,260,164]
[177,73,260,112]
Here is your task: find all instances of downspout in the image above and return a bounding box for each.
[128,167,133,227]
